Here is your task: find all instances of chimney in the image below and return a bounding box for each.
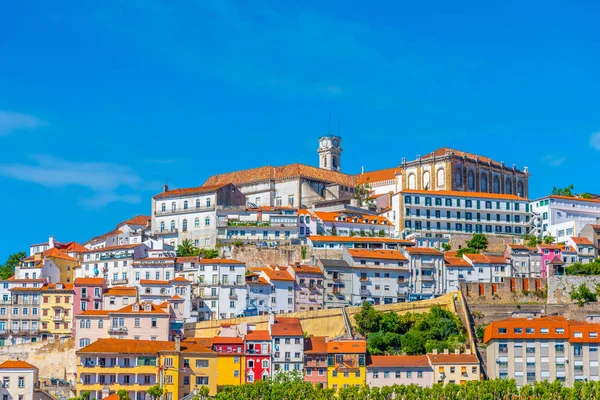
[443,349,449,354]
[361,166,364,174]
[175,335,181,352]
[268,313,275,328]
[101,385,110,399]
[454,348,460,354]
[163,184,169,193]
[432,348,438,354]
[49,236,55,249]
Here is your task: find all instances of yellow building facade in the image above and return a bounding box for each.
[326,340,367,391]
[212,337,246,389]
[43,248,80,283]
[179,341,218,397]
[40,283,74,340]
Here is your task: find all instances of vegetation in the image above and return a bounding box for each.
[441,243,452,251]
[191,386,210,400]
[146,385,164,400]
[378,229,386,237]
[69,391,90,400]
[214,373,600,399]
[117,389,132,400]
[552,184,593,199]
[0,252,25,280]
[543,235,556,244]
[570,283,597,307]
[566,260,600,275]
[354,303,465,355]
[301,246,307,259]
[476,324,487,342]
[524,235,541,247]
[455,234,488,257]
[176,239,220,258]
[354,182,375,207]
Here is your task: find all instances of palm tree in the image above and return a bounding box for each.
[177,239,199,257]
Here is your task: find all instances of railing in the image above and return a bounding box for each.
[112,279,129,285]
[229,294,238,300]
[155,205,215,216]
[359,277,369,282]
[10,329,39,336]
[52,315,63,321]
[359,289,370,295]
[81,293,89,300]
[332,288,340,294]
[108,327,128,334]
[154,229,178,237]
[421,275,435,282]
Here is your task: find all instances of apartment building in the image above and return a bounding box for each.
[245,272,272,316]
[7,286,42,345]
[196,259,247,320]
[505,244,542,278]
[580,224,600,249]
[0,360,40,400]
[304,336,328,388]
[427,350,480,384]
[252,267,295,314]
[103,287,137,311]
[366,355,433,388]
[326,340,366,391]
[531,195,600,241]
[443,256,476,292]
[40,283,73,341]
[212,337,246,388]
[85,215,151,249]
[270,317,304,375]
[401,247,444,300]
[307,236,414,250]
[78,244,148,286]
[400,190,531,237]
[318,259,353,308]
[462,254,512,283]
[216,206,299,245]
[568,237,597,263]
[244,330,272,383]
[484,316,600,386]
[73,278,105,318]
[302,210,393,238]
[288,264,324,312]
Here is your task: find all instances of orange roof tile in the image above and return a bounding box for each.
[427,353,479,365]
[304,336,328,354]
[313,211,392,226]
[307,236,414,245]
[78,310,110,316]
[246,330,271,341]
[135,257,175,262]
[420,147,517,171]
[403,189,526,201]
[203,163,356,188]
[404,247,443,255]
[180,342,215,354]
[42,283,74,291]
[153,184,228,199]
[77,338,174,354]
[548,195,600,204]
[571,237,594,246]
[271,317,303,337]
[355,167,399,185]
[347,249,408,261]
[484,316,569,343]
[62,242,89,253]
[444,256,472,268]
[508,244,529,250]
[327,340,367,354]
[102,394,120,400]
[0,360,37,369]
[257,267,295,282]
[105,287,137,296]
[113,303,168,315]
[368,355,430,368]
[171,276,191,283]
[485,256,510,264]
[169,295,184,301]
[197,258,245,265]
[213,337,244,345]
[42,248,78,262]
[74,278,105,286]
[176,256,199,263]
[289,264,323,275]
[139,280,171,285]
[118,215,151,227]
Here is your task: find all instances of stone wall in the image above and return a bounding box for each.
[461,278,547,305]
[223,245,303,268]
[0,338,76,381]
[449,234,519,253]
[547,275,600,304]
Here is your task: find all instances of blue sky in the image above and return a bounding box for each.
[1,0,599,259]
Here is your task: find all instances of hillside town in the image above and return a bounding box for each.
[0,136,599,399]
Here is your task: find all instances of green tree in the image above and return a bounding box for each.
[191,386,210,400]
[354,302,382,335]
[176,239,199,257]
[570,284,597,307]
[552,184,575,197]
[146,385,164,400]
[354,182,374,207]
[524,235,540,247]
[466,233,488,251]
[543,235,556,245]
[441,243,452,251]
[456,247,479,257]
[117,389,132,400]
[0,252,25,280]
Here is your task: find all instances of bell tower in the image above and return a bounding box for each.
[318,135,342,172]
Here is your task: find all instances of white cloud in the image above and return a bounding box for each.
[0,155,158,208]
[0,110,44,136]
[543,154,567,167]
[591,132,600,150]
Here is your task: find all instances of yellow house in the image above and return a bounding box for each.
[77,338,175,400]
[40,283,74,340]
[178,339,218,397]
[326,340,367,391]
[427,351,481,384]
[212,337,245,389]
[42,248,80,283]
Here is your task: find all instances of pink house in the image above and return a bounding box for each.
[539,244,564,277]
[366,355,433,387]
[73,278,106,335]
[303,336,328,388]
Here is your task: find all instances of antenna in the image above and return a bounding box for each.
[328,113,331,134]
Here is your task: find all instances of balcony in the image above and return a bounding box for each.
[202,294,219,300]
[397,278,409,285]
[359,289,370,296]
[108,327,128,335]
[81,293,89,300]
[154,229,178,237]
[52,315,63,322]
[229,293,238,300]
[11,329,39,336]
[197,281,213,287]
[421,263,436,270]
[359,277,369,282]
[155,205,215,216]
[421,275,435,282]
[332,288,340,294]
[112,279,129,285]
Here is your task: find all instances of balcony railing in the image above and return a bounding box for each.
[421,275,435,282]
[108,327,128,334]
[229,294,238,300]
[112,279,129,285]
[11,329,39,336]
[359,277,369,282]
[154,229,178,237]
[359,289,370,296]
[52,315,63,321]
[155,205,215,216]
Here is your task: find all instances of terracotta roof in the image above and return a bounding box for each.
[246,330,271,341]
[42,248,78,262]
[484,316,569,343]
[402,189,526,201]
[571,237,594,246]
[0,360,37,370]
[548,256,565,265]
[304,336,328,354]
[327,340,367,354]
[77,338,174,354]
[62,242,89,253]
[84,244,140,253]
[153,184,228,199]
[367,355,430,368]
[74,278,105,286]
[180,342,215,354]
[118,215,151,227]
[548,195,600,204]
[289,264,323,275]
[105,287,137,296]
[404,247,443,255]
[355,167,399,185]
[139,280,171,285]
[176,256,199,263]
[539,244,562,250]
[102,394,120,400]
[313,211,392,226]
[78,310,110,316]
[113,303,168,315]
[420,147,512,170]
[203,163,356,188]
[271,317,303,337]
[246,275,270,285]
[444,256,472,268]
[307,236,414,245]
[485,256,510,264]
[171,276,191,283]
[198,258,245,265]
[10,287,42,292]
[463,254,509,264]
[213,337,244,345]
[42,283,74,291]
[427,353,479,365]
[169,295,184,301]
[86,229,123,244]
[257,267,295,282]
[347,249,408,261]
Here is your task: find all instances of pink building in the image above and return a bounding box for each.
[75,302,170,349]
[303,336,327,388]
[73,278,106,336]
[539,244,564,277]
[366,355,433,387]
[289,264,324,312]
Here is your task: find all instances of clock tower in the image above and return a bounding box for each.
[318,135,342,172]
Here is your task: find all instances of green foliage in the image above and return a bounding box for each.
[354,183,374,207]
[466,233,488,251]
[354,302,381,335]
[441,243,452,251]
[176,239,220,258]
[570,283,597,307]
[301,246,307,259]
[524,235,541,247]
[366,331,402,355]
[456,247,479,257]
[544,235,556,245]
[0,252,25,280]
[191,386,210,400]
[232,240,244,247]
[581,193,594,199]
[553,184,576,197]
[117,389,132,400]
[69,391,91,400]
[146,385,164,400]
[566,259,600,275]
[476,324,487,342]
[378,229,385,237]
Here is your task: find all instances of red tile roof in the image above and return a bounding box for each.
[313,211,392,226]
[78,310,110,316]
[118,215,151,227]
[304,336,328,354]
[198,258,245,265]
[153,184,228,199]
[484,316,569,343]
[213,337,244,345]
[368,355,430,368]
[426,353,479,365]
[327,340,367,354]
[404,247,443,255]
[289,264,323,275]
[444,256,472,268]
[403,189,526,201]
[105,287,137,296]
[74,278,105,286]
[113,303,168,315]
[307,236,414,245]
[102,394,120,400]
[347,249,408,261]
[463,254,509,264]
[355,167,399,185]
[176,256,200,263]
[271,318,303,337]
[0,360,37,369]
[77,338,174,354]
[571,237,594,246]
[139,280,171,285]
[62,242,89,253]
[246,330,271,341]
[171,276,191,283]
[255,267,295,282]
[42,248,78,262]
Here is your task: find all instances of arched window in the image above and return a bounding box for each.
[205,217,210,226]
[436,168,445,188]
[505,178,513,195]
[493,176,500,193]
[299,215,305,223]
[160,222,165,232]
[98,320,103,329]
[79,319,85,329]
[170,220,175,231]
[194,218,200,227]
[206,198,211,207]
[196,199,200,208]
[481,174,488,192]
[408,174,416,190]
[332,157,337,169]
[182,219,188,232]
[171,202,176,212]
[455,168,463,186]
[423,171,430,190]
[85,319,91,329]
[517,181,524,197]
[183,200,188,210]
[467,170,475,190]
[306,216,311,223]
[161,203,166,212]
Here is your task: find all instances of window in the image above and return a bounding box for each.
[182,219,188,232]
[205,217,210,226]
[151,318,157,328]
[196,359,209,368]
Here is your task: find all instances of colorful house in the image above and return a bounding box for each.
[213,336,245,388]
[42,247,80,284]
[427,350,480,385]
[244,330,271,383]
[40,283,74,340]
[326,340,366,391]
[73,278,106,336]
[304,336,328,388]
[366,355,433,388]
[179,338,218,397]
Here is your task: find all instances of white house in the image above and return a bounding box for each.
[195,259,247,320]
[531,195,600,242]
[269,316,304,375]
[251,267,295,314]
[400,247,445,300]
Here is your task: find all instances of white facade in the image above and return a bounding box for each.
[252,267,295,314]
[463,254,513,283]
[317,135,342,172]
[269,316,304,375]
[0,361,38,400]
[196,260,247,320]
[400,248,445,300]
[216,207,299,245]
[531,196,600,241]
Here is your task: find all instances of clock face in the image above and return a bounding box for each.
[332,139,339,147]
[321,139,328,148]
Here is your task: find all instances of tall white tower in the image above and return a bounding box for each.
[318,135,342,172]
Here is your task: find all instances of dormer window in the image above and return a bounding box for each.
[57,284,63,290]
[132,304,140,312]
[144,304,152,312]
